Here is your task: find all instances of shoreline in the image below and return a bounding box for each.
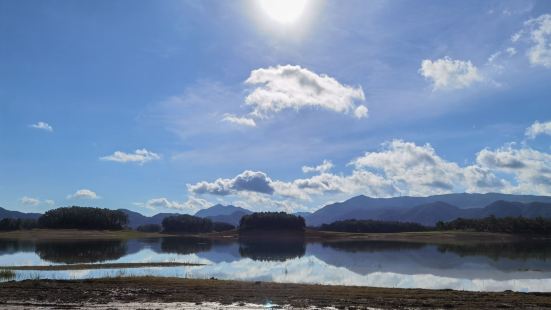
[1,277,550,309]
[0,262,203,271]
[0,228,537,245]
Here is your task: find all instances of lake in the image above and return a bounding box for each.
[1,236,551,292]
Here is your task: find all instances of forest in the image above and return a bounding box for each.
[239,212,305,232]
[319,219,427,233]
[161,214,213,233]
[435,216,551,235]
[38,206,128,230]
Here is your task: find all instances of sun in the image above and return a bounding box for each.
[258,0,309,24]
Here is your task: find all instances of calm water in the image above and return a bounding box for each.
[2,237,551,292]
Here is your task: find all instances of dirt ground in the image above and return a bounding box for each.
[1,277,551,309]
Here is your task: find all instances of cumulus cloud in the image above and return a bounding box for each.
[525,120,551,139]
[419,57,483,90]
[20,196,40,206]
[67,189,99,200]
[139,196,210,214]
[222,114,256,127]
[187,135,551,212]
[302,160,334,174]
[29,121,53,132]
[476,145,551,194]
[225,65,367,125]
[100,149,161,165]
[188,170,275,196]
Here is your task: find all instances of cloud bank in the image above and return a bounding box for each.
[187,122,551,211]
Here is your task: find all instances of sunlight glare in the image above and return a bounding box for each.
[259,0,309,24]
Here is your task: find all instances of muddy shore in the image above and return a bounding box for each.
[1,277,551,309]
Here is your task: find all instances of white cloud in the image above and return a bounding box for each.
[525,120,551,139]
[100,149,161,165]
[525,14,551,68]
[222,114,256,127]
[506,47,517,56]
[225,65,366,125]
[354,105,369,119]
[139,197,210,214]
[67,189,99,200]
[20,196,55,206]
[476,145,551,194]
[20,196,40,206]
[29,121,53,132]
[302,160,334,174]
[419,57,483,90]
[187,170,275,196]
[186,136,551,212]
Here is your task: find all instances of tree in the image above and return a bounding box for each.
[161,215,213,233]
[239,212,305,232]
[319,219,427,233]
[0,218,38,231]
[136,224,162,233]
[213,222,235,232]
[38,206,127,230]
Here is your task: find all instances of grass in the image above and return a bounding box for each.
[0,262,204,271]
[0,269,15,280]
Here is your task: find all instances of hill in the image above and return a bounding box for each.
[307,193,551,226]
[0,207,41,220]
[194,204,252,226]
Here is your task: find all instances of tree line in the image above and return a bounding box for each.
[319,219,427,233]
[0,206,127,231]
[435,216,551,235]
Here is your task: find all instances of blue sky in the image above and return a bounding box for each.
[1,0,550,215]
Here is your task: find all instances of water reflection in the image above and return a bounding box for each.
[161,237,212,255]
[2,237,551,292]
[35,240,127,264]
[239,235,305,261]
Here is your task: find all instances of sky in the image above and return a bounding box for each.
[1,0,550,216]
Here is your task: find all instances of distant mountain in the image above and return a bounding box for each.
[0,207,41,220]
[118,209,181,229]
[307,193,551,226]
[194,204,252,226]
[195,204,250,217]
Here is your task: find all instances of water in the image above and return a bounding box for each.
[1,236,551,292]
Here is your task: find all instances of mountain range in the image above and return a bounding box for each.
[305,193,551,226]
[3,193,551,228]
